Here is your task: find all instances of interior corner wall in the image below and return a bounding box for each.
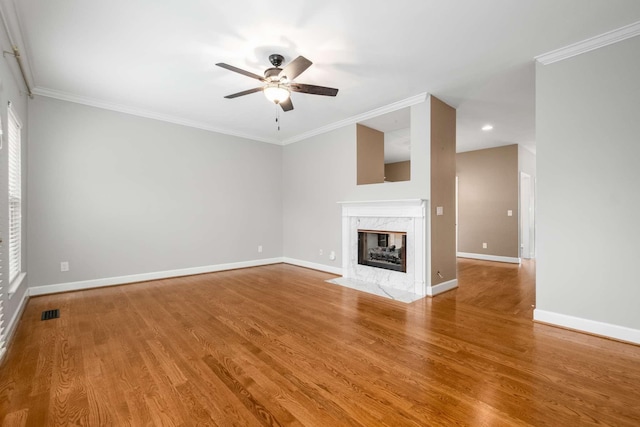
[429,96,456,285]
[457,144,519,258]
[536,35,640,334]
[27,96,283,289]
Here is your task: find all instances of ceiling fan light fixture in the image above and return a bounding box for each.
[264,84,290,104]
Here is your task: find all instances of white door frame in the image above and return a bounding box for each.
[519,172,535,259]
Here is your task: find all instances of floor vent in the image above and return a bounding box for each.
[41,309,60,321]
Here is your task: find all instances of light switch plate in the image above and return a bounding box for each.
[507,210,513,217]
[436,206,444,216]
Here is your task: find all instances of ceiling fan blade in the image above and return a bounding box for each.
[216,63,265,81]
[224,87,264,99]
[279,56,312,81]
[280,97,294,112]
[290,83,339,96]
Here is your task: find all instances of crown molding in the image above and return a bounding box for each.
[281,92,428,145]
[34,87,428,147]
[32,86,281,145]
[536,20,640,65]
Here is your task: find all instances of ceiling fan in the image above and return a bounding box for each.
[216,54,339,112]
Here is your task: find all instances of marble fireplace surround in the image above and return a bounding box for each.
[330,199,427,302]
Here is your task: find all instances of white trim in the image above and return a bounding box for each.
[534,309,640,345]
[281,93,428,145]
[535,21,640,65]
[32,87,280,145]
[338,198,425,207]
[457,252,521,264]
[28,258,284,296]
[7,272,26,296]
[0,289,30,363]
[282,257,342,275]
[427,279,458,297]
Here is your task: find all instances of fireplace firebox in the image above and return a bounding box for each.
[358,230,407,273]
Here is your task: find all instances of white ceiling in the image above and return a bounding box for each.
[7,0,640,151]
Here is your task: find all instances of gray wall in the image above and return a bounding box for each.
[282,126,355,267]
[27,96,283,288]
[27,95,439,292]
[536,35,640,330]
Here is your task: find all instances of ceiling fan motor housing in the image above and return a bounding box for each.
[268,54,284,67]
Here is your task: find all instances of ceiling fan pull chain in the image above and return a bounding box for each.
[275,104,281,131]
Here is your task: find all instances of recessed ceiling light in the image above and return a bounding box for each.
[482,124,493,131]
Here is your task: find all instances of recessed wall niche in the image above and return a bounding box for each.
[357,107,411,185]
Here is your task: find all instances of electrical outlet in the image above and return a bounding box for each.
[60,261,69,272]
[329,251,336,261]
[482,242,488,249]
[507,210,513,217]
[319,249,323,256]
[257,245,263,253]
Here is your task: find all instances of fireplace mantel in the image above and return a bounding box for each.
[338,199,426,218]
[332,199,428,301]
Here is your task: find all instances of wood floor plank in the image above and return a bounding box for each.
[1,259,640,426]
[1,408,28,427]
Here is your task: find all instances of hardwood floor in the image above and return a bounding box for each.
[1,259,639,426]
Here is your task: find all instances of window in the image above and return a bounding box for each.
[0,110,4,359]
[8,104,22,286]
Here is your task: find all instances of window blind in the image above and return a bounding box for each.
[0,244,4,358]
[0,109,5,359]
[8,105,22,286]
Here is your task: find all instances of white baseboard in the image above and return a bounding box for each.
[0,289,30,363]
[534,309,640,345]
[29,258,284,296]
[457,252,521,264]
[282,257,342,275]
[427,279,458,296]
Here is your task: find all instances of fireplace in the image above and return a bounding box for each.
[330,199,456,301]
[358,230,407,272]
[335,199,427,298]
